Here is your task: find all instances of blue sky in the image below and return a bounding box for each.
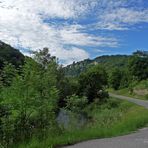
[0,0,148,65]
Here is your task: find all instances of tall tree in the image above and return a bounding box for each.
[128,55,148,81]
[78,65,108,102]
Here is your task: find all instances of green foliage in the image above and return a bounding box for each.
[1,41,147,148]
[0,48,59,147]
[65,51,148,96]
[109,68,130,90]
[0,76,3,90]
[0,62,18,86]
[0,41,24,69]
[78,65,108,102]
[128,55,148,81]
[134,79,148,90]
[18,99,148,148]
[65,95,88,113]
[0,46,111,147]
[109,68,122,90]
[56,67,79,107]
[64,55,129,77]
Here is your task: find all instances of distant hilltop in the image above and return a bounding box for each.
[64,55,130,77]
[133,50,148,56]
[64,50,148,77]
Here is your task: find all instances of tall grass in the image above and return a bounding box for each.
[17,98,148,148]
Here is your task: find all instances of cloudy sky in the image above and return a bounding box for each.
[0,0,148,65]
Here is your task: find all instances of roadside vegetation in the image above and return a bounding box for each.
[18,98,148,148]
[109,80,148,100]
[0,47,108,147]
[0,43,148,148]
[108,51,148,100]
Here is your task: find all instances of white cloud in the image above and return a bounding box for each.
[97,7,148,30]
[93,49,105,53]
[0,0,98,19]
[101,8,148,24]
[0,0,119,65]
[96,22,129,31]
[59,25,118,47]
[56,47,90,65]
[0,0,82,19]
[0,0,148,64]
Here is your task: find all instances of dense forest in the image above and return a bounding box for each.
[0,41,148,147]
[0,41,24,69]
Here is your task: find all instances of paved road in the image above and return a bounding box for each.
[109,93,148,109]
[64,128,148,148]
[63,94,148,148]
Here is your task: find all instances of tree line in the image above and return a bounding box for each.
[109,51,148,91]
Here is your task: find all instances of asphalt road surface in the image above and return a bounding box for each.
[63,93,148,148]
[109,93,148,109]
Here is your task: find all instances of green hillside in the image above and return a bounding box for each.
[64,55,130,77]
[0,41,24,69]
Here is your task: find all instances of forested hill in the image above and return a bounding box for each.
[0,41,24,69]
[64,55,130,77]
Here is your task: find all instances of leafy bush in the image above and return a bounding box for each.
[109,68,130,90]
[0,49,59,147]
[65,95,88,113]
[128,55,148,81]
[78,65,108,102]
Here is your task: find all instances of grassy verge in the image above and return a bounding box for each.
[108,88,148,100]
[108,80,148,100]
[17,98,148,148]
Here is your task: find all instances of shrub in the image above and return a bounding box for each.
[65,95,88,113]
[78,65,108,102]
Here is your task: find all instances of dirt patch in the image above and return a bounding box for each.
[133,89,148,96]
